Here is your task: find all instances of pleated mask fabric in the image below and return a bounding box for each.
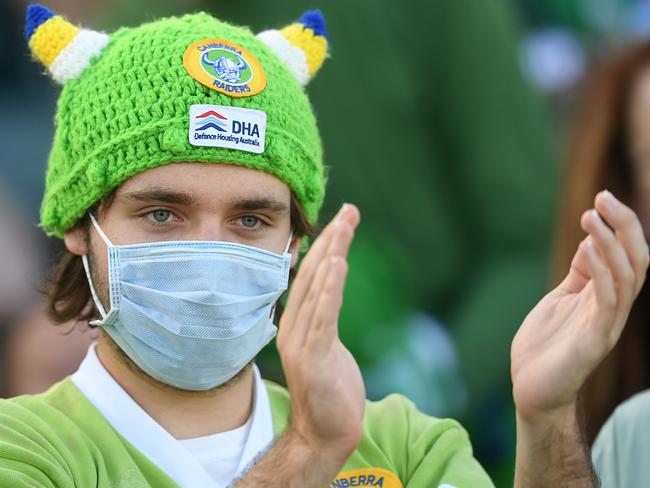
[82,214,291,390]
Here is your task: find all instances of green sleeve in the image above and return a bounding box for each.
[0,400,76,488]
[0,381,182,488]
[406,423,494,487]
[405,398,494,487]
[0,459,58,488]
[364,394,494,487]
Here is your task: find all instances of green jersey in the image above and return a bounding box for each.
[0,377,492,487]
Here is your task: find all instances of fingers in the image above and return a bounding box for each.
[289,221,354,348]
[594,191,650,294]
[305,256,349,355]
[583,237,617,313]
[576,191,650,337]
[581,237,621,350]
[285,205,359,314]
[300,204,360,274]
[561,237,594,293]
[278,204,360,348]
[580,208,635,306]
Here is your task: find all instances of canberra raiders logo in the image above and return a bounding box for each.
[201,50,250,84]
[183,38,266,98]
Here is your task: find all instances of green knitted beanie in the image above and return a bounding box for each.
[25,5,329,237]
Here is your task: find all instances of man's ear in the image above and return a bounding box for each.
[63,225,88,256]
[289,235,301,268]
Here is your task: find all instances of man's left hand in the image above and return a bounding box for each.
[511,190,648,487]
[512,190,648,419]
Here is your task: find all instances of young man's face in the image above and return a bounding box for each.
[64,162,300,313]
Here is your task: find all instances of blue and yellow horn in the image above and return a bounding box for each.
[25,4,109,85]
[257,11,328,87]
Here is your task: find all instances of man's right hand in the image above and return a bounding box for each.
[235,203,364,487]
[278,203,364,462]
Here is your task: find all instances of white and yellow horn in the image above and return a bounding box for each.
[257,10,328,87]
[25,4,109,85]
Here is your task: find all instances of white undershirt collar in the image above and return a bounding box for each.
[71,344,274,488]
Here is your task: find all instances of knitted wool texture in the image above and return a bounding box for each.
[40,12,325,237]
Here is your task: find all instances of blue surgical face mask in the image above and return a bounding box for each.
[82,214,292,391]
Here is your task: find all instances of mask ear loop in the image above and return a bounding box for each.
[81,213,115,321]
[270,231,294,320]
[87,213,115,247]
[283,231,294,255]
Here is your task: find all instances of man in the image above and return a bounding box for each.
[1,4,647,487]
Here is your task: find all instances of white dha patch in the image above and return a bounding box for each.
[188,104,266,154]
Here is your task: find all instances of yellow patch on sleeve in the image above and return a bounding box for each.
[29,16,80,67]
[330,468,403,488]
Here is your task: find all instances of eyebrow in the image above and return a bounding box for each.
[120,187,289,214]
[229,197,289,214]
[121,188,195,205]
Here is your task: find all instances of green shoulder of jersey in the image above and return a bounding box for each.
[0,378,493,487]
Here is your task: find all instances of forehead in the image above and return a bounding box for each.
[114,162,291,204]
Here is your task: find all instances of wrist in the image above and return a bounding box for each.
[514,399,596,488]
[244,429,348,488]
[284,426,353,470]
[515,401,578,434]
[233,428,350,488]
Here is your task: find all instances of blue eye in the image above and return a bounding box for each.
[240,216,259,228]
[151,209,172,223]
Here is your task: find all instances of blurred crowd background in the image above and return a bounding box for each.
[3,0,650,485]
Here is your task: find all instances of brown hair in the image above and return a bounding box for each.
[553,44,650,279]
[44,192,313,325]
[554,41,650,443]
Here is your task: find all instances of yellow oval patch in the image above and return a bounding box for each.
[183,38,266,98]
[330,468,403,488]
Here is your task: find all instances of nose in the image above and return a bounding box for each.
[191,218,226,242]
